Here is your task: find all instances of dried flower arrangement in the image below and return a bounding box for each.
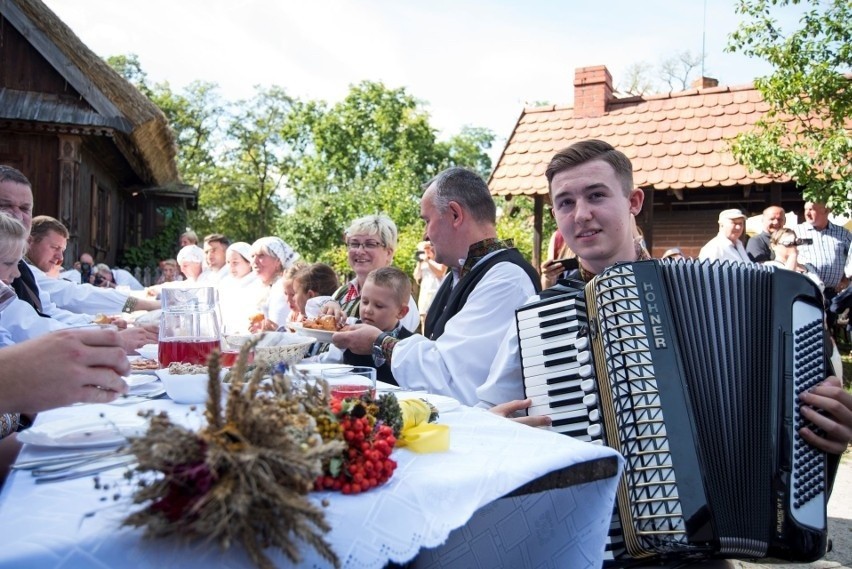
[122,340,350,569]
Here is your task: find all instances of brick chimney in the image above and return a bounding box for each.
[691,76,719,89]
[574,65,613,118]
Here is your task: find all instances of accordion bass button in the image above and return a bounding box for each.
[588,424,602,438]
[576,336,589,350]
[581,379,596,393]
[589,409,600,422]
[577,350,591,364]
[583,393,598,407]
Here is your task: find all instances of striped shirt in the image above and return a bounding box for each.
[795,222,852,289]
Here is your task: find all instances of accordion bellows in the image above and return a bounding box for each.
[518,259,828,563]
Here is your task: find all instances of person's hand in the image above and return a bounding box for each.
[540,259,565,288]
[489,398,553,427]
[0,328,130,414]
[118,324,159,353]
[798,376,852,455]
[331,323,381,355]
[106,316,128,330]
[248,318,277,333]
[319,300,347,328]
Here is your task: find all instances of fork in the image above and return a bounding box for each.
[33,456,137,483]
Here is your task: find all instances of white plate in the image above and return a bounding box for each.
[126,356,160,375]
[128,380,164,397]
[288,322,336,343]
[396,392,462,414]
[123,374,158,388]
[135,344,159,361]
[17,415,148,448]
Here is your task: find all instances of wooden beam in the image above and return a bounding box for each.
[0,1,124,120]
[533,195,543,274]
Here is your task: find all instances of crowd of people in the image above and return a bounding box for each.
[694,201,851,337]
[0,141,850,502]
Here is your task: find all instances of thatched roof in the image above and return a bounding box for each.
[1,0,180,186]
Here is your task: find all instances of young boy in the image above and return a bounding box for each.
[320,267,414,385]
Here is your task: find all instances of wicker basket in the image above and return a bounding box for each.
[253,341,315,365]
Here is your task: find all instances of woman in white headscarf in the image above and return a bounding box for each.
[248,236,299,332]
[217,242,260,334]
[176,244,204,283]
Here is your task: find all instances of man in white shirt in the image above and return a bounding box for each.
[197,233,230,285]
[795,202,850,295]
[698,209,751,263]
[331,167,540,407]
[0,167,157,351]
[27,216,159,317]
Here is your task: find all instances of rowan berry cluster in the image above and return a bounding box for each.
[314,398,398,495]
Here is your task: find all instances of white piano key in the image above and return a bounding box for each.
[520,346,590,368]
[516,297,582,322]
[519,330,586,350]
[531,391,584,410]
[523,351,591,377]
[524,364,593,387]
[518,321,583,341]
[525,377,584,398]
[519,336,590,360]
[517,308,581,330]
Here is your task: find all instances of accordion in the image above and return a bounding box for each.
[518,259,829,563]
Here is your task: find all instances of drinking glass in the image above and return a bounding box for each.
[321,366,377,399]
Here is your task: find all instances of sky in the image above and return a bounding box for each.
[43,0,806,157]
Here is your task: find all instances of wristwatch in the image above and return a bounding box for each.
[372,332,390,367]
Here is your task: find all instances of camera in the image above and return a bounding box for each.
[797,238,813,246]
[414,250,425,262]
[93,273,105,287]
[80,262,92,284]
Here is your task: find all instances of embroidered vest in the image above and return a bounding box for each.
[424,248,539,340]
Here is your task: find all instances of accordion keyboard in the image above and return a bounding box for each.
[517,293,603,443]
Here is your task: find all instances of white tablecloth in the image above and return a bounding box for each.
[0,397,621,568]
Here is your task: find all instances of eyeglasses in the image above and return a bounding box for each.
[346,240,385,251]
[777,241,798,247]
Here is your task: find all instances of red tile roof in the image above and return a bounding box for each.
[489,82,783,197]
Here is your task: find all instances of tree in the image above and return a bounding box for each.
[618,61,656,96]
[658,50,705,91]
[436,126,495,179]
[200,86,301,241]
[727,0,852,213]
[280,81,494,274]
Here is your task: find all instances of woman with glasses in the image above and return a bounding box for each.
[766,228,825,292]
[325,214,420,332]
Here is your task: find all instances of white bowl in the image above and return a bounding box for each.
[155,368,211,404]
[136,344,159,361]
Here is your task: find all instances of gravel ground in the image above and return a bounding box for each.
[730,453,852,569]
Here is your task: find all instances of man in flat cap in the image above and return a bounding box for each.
[698,208,752,263]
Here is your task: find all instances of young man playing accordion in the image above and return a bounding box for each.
[481,139,850,458]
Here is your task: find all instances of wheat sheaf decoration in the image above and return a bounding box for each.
[122,338,346,569]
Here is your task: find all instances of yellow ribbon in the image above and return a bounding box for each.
[397,399,449,453]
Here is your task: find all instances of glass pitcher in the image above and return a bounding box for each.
[158,286,222,367]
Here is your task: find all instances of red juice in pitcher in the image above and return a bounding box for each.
[158,338,221,368]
